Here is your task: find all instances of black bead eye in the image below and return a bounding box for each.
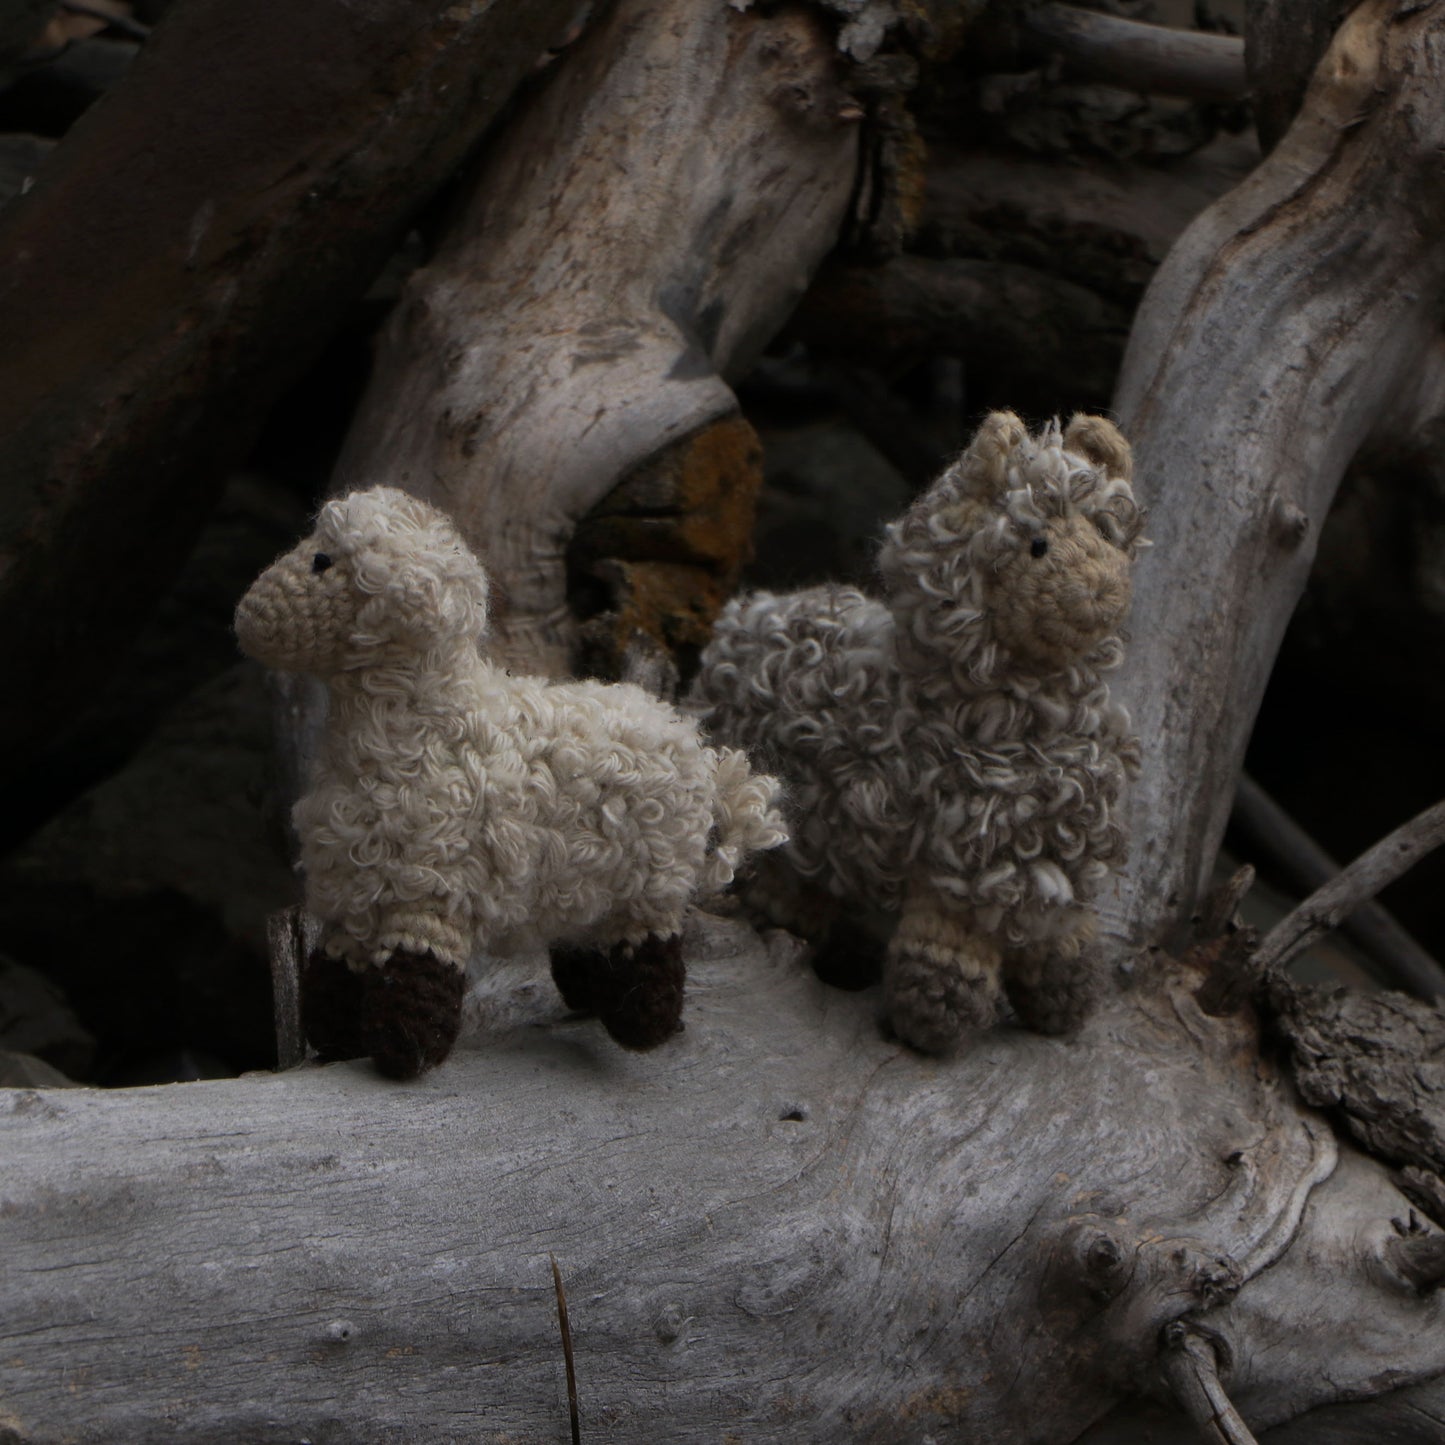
[1030,537,1049,558]
[312,552,333,574]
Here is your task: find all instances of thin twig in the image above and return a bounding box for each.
[57,1,151,39]
[1159,1323,1260,1445]
[1233,774,1445,998]
[1020,1,1246,103]
[1254,797,1445,980]
[550,1252,581,1445]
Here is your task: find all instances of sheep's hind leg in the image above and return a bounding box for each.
[549,944,603,1014]
[301,943,367,1062]
[592,933,686,1051]
[883,891,1003,1054]
[1003,909,1102,1037]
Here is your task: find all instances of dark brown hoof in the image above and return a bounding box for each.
[301,948,367,1062]
[360,949,466,1080]
[550,945,603,1014]
[1004,953,1103,1037]
[594,933,685,1052]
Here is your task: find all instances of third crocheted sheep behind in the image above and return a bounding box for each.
[693,411,1148,1052]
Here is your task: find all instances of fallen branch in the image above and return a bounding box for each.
[1233,773,1445,998]
[1160,1324,1260,1445]
[791,253,1128,412]
[1253,798,1445,978]
[10,917,1444,1442]
[1020,1,1246,103]
[331,0,861,675]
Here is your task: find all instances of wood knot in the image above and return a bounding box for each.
[1269,496,1309,547]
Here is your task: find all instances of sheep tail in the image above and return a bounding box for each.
[698,748,788,896]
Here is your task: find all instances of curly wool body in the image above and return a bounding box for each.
[693,411,1146,1046]
[702,593,1135,947]
[236,486,784,1074]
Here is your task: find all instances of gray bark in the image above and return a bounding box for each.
[331,0,861,676]
[3,916,1442,1443]
[1106,0,1445,947]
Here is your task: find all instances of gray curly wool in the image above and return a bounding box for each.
[236,487,785,1071]
[693,411,1147,1052]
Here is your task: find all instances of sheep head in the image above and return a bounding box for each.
[234,486,490,676]
[879,411,1146,678]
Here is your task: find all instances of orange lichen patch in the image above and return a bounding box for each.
[896,125,930,239]
[569,414,765,676]
[608,560,735,654]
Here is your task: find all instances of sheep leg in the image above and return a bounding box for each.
[300,946,367,1063]
[883,891,1003,1054]
[358,949,468,1080]
[740,851,842,941]
[549,945,602,1014]
[592,933,686,1051]
[1003,909,1103,1037]
[352,910,470,1079]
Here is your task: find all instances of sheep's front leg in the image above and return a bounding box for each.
[359,909,470,1080]
[1002,908,1102,1037]
[883,886,1003,1053]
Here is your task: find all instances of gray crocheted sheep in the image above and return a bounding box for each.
[236,487,785,1078]
[693,411,1146,1052]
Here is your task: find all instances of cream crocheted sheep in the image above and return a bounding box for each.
[693,411,1146,1052]
[236,486,785,1078]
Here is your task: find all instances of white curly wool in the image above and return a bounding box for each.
[694,411,1147,954]
[235,487,785,970]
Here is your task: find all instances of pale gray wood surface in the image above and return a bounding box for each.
[1107,0,1445,948]
[331,0,860,676]
[4,915,1441,1442]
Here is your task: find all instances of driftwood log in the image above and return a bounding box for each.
[3,916,1443,1444]
[6,2,1445,1441]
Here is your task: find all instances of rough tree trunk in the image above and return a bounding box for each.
[331,0,862,677]
[4,3,1445,1442]
[1105,0,1445,947]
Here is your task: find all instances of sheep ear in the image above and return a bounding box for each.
[960,410,1029,499]
[386,550,489,645]
[1063,414,1132,483]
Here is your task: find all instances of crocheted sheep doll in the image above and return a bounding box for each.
[236,487,785,1079]
[693,411,1146,1053]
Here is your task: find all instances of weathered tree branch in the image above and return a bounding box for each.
[1020,2,1247,103]
[331,0,861,676]
[791,253,1129,412]
[0,0,590,771]
[1238,778,1445,992]
[1159,1324,1260,1445]
[1107,0,1445,945]
[5,917,1443,1442]
[1244,0,1359,152]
